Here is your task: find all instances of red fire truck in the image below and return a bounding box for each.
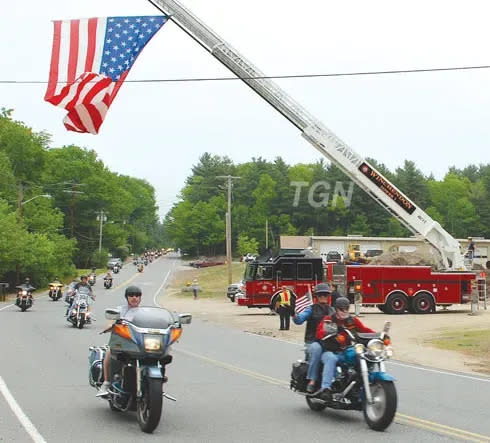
[238,254,476,314]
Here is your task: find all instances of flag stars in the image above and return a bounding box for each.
[107,28,113,33]
[124,18,129,23]
[123,30,128,35]
[115,33,121,38]
[129,24,135,29]
[134,29,140,34]
[116,23,122,28]
[112,45,119,51]
[136,18,141,22]
[120,53,126,58]
[121,42,126,47]
[149,17,155,22]
[117,65,123,70]
[104,50,110,55]
[106,38,112,44]
[109,67,115,73]
[111,57,117,62]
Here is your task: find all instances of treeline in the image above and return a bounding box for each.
[0,109,164,286]
[164,152,490,256]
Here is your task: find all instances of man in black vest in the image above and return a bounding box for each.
[293,283,335,393]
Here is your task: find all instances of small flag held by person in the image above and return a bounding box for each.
[294,290,313,315]
[44,15,167,134]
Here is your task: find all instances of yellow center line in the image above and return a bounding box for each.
[111,272,140,292]
[175,348,490,442]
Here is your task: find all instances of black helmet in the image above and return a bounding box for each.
[335,297,350,309]
[80,275,87,280]
[315,283,331,295]
[125,285,142,299]
[24,277,30,283]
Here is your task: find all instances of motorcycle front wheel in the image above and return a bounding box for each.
[363,380,397,431]
[137,378,163,433]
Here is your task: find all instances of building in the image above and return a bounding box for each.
[280,235,490,267]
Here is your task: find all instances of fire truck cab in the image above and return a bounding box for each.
[238,254,325,308]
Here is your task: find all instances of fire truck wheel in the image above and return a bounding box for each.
[411,292,434,314]
[384,292,408,315]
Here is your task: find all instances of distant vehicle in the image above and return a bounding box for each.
[227,281,245,302]
[365,249,384,259]
[189,258,225,268]
[107,258,123,269]
[243,253,257,262]
[325,251,342,263]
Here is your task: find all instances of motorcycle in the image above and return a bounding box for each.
[88,274,96,286]
[113,264,120,274]
[137,264,144,273]
[15,284,35,312]
[290,321,397,431]
[49,282,63,301]
[143,258,148,266]
[89,307,192,433]
[67,292,91,329]
[104,278,113,289]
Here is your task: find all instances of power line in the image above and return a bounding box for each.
[1,64,490,85]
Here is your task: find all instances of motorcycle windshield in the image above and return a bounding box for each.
[123,307,175,329]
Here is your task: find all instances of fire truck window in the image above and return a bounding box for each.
[280,262,296,280]
[297,263,313,280]
[256,265,273,280]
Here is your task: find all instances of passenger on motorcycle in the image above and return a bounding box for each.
[104,271,113,281]
[315,296,375,401]
[292,283,335,394]
[97,285,143,397]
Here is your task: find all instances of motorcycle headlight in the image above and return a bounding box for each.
[144,335,162,352]
[367,339,386,359]
[22,290,27,296]
[354,343,365,355]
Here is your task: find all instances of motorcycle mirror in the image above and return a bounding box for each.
[178,313,192,325]
[105,308,121,321]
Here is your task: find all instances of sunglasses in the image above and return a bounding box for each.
[127,293,141,298]
[337,307,349,312]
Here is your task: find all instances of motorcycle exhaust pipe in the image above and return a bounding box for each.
[163,392,177,401]
[337,380,356,400]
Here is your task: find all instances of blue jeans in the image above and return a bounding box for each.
[321,351,345,390]
[305,342,323,382]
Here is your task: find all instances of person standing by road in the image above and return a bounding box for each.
[274,287,292,330]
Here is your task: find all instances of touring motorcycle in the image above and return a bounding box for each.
[290,321,397,431]
[15,283,35,311]
[89,307,191,433]
[49,281,63,301]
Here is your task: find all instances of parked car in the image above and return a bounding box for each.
[365,249,384,259]
[227,281,245,302]
[106,257,123,269]
[326,250,342,263]
[189,257,225,268]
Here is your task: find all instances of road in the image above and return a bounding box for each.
[0,256,489,442]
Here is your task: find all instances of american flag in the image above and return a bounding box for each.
[44,15,167,134]
[294,290,313,315]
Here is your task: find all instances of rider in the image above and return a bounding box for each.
[292,283,335,394]
[315,296,375,400]
[97,285,143,397]
[104,270,113,282]
[68,275,95,319]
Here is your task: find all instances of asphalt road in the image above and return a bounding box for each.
[0,256,489,442]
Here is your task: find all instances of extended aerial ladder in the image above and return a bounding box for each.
[148,0,465,270]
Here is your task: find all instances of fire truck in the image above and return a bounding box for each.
[152,0,478,312]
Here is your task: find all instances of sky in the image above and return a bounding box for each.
[2,0,490,219]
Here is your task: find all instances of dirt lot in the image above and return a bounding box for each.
[160,264,490,376]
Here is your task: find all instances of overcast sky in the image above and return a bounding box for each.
[2,0,490,219]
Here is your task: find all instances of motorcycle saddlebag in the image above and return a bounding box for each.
[290,361,308,392]
[88,347,106,387]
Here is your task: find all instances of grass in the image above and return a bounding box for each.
[170,262,246,299]
[428,329,490,374]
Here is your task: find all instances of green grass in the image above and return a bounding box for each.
[428,329,490,374]
[171,262,246,299]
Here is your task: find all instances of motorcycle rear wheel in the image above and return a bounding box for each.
[306,396,327,412]
[137,378,163,433]
[363,380,397,431]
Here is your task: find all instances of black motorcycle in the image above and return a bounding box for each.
[49,282,63,301]
[89,307,192,433]
[104,278,113,289]
[113,264,120,274]
[88,274,96,286]
[15,284,35,311]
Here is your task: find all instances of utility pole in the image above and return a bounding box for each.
[217,175,241,285]
[96,210,107,253]
[17,182,23,223]
[265,219,268,250]
[62,181,85,237]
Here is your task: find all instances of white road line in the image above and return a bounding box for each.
[0,375,47,443]
[0,303,14,311]
[0,295,49,312]
[153,270,172,307]
[244,331,490,383]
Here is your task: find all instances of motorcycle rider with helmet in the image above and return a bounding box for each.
[97,285,143,397]
[315,296,375,401]
[292,283,335,394]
